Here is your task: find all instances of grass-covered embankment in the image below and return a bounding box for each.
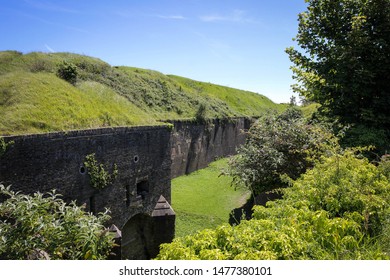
[0,50,285,135]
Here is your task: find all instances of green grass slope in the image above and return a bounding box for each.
[0,71,157,135]
[168,75,281,117]
[0,51,284,135]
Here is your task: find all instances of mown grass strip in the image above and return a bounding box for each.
[171,158,250,238]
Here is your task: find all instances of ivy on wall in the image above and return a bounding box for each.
[0,137,14,157]
[84,153,118,190]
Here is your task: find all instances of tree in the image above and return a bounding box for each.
[287,0,390,150]
[0,185,115,259]
[227,108,337,196]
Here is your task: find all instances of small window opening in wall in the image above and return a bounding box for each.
[125,185,130,207]
[133,155,139,163]
[79,165,86,175]
[89,196,96,215]
[136,180,149,200]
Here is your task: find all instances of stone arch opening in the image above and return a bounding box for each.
[121,196,176,260]
[121,213,153,260]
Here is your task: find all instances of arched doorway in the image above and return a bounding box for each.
[121,213,153,260]
[120,196,176,259]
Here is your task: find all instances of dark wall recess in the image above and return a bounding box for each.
[137,180,149,199]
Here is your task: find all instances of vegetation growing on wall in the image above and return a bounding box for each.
[0,137,13,157]
[84,153,118,190]
[0,184,115,260]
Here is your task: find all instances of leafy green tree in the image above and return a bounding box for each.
[227,108,337,195]
[0,185,115,259]
[287,0,390,151]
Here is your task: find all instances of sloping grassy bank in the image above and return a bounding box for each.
[0,51,285,135]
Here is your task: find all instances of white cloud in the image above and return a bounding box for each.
[44,44,55,53]
[157,15,186,20]
[200,10,254,23]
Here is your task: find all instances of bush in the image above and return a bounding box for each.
[0,137,13,157]
[340,124,390,157]
[0,185,115,259]
[195,102,208,123]
[156,151,390,260]
[378,154,390,180]
[56,60,78,85]
[84,153,118,190]
[283,149,390,236]
[29,59,52,73]
[227,108,338,195]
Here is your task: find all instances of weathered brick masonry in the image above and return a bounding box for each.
[170,118,252,178]
[1,125,172,225]
[0,117,252,259]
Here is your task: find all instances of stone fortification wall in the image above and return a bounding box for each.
[0,117,252,259]
[0,126,172,229]
[170,117,252,178]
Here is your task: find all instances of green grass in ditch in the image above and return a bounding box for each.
[171,158,251,238]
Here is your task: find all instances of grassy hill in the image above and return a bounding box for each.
[0,51,285,135]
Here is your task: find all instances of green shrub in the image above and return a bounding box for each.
[227,108,338,195]
[156,150,390,260]
[29,59,52,73]
[0,185,115,259]
[283,149,390,236]
[56,60,78,85]
[378,154,390,180]
[0,137,13,157]
[195,102,208,123]
[340,124,390,157]
[84,153,118,190]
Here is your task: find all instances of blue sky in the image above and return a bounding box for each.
[0,0,307,103]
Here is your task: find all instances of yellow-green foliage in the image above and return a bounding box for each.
[157,151,390,260]
[300,103,320,119]
[0,51,283,135]
[0,184,114,260]
[84,153,118,190]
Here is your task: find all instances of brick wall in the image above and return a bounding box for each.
[0,126,172,229]
[170,117,252,178]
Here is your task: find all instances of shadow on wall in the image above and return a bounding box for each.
[121,196,175,260]
[229,191,283,226]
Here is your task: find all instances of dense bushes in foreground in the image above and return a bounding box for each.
[0,185,115,259]
[156,150,390,260]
